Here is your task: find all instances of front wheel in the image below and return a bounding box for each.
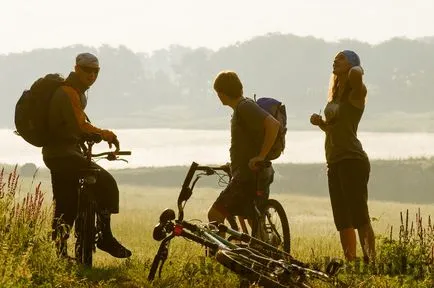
[252,199,291,254]
[75,197,96,267]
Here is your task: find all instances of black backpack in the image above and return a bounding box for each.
[254,95,287,160]
[14,74,65,147]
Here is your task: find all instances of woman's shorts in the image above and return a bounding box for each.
[327,158,371,231]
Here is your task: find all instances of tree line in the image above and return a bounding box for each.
[2,34,434,131]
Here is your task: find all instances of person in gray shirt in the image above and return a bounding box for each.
[208,71,280,228]
[310,50,375,264]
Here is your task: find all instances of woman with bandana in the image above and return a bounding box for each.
[310,51,375,264]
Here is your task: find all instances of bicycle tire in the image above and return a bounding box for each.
[252,199,291,253]
[290,263,346,288]
[216,250,305,288]
[75,195,96,267]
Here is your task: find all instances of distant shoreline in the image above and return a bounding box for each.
[3,155,434,168]
[4,111,434,132]
[3,157,434,204]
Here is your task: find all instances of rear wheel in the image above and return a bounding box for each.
[216,250,305,288]
[252,199,291,253]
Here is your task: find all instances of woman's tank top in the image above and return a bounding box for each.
[324,87,368,164]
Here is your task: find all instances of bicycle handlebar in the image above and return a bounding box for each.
[197,165,229,171]
[177,161,270,220]
[181,162,199,191]
[92,151,132,157]
[177,162,230,217]
[181,162,231,189]
[90,151,132,162]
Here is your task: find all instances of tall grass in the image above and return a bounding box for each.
[376,209,434,281]
[0,166,80,287]
[1,167,434,287]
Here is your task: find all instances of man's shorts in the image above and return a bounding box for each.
[211,167,274,218]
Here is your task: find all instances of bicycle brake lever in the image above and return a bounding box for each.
[106,153,128,163]
[107,152,117,161]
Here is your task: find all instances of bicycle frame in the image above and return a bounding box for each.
[148,161,287,280]
[74,139,101,266]
[148,161,345,287]
[74,134,131,266]
[148,215,241,280]
[148,161,237,280]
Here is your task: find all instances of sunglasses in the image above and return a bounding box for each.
[79,65,100,74]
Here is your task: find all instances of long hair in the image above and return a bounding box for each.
[327,74,338,103]
[328,50,364,103]
[327,68,366,103]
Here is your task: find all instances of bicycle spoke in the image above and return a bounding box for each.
[264,207,284,249]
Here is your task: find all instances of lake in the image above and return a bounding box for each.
[1,129,434,169]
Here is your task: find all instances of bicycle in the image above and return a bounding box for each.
[148,161,347,287]
[74,133,131,267]
[193,160,290,254]
[241,161,291,254]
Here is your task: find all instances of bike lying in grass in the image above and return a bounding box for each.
[74,133,131,267]
[148,161,348,287]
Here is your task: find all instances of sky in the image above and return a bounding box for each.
[1,0,434,55]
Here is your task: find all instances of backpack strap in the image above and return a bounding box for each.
[84,113,91,123]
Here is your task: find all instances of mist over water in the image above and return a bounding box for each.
[1,129,434,169]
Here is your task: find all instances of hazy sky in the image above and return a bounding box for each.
[1,0,433,55]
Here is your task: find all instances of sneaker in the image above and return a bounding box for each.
[97,235,132,258]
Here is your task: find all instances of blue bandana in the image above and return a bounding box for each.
[342,50,360,67]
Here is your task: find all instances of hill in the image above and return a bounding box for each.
[2,35,434,131]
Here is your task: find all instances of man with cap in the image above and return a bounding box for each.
[43,52,132,259]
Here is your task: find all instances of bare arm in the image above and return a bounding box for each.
[310,113,331,132]
[61,86,116,141]
[61,86,120,150]
[318,120,331,132]
[248,115,280,170]
[258,115,280,159]
[348,66,367,109]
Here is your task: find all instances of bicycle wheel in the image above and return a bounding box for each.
[75,194,96,266]
[216,250,304,288]
[253,199,291,253]
[289,263,346,288]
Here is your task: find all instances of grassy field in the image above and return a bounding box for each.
[1,168,434,287]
